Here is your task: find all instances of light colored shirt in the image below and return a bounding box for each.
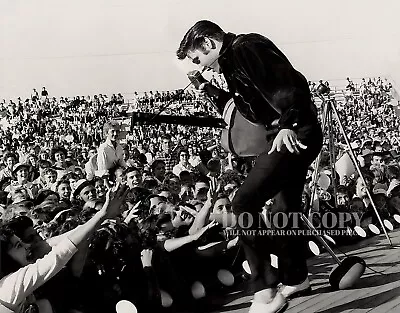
[85,154,98,181]
[173,162,194,177]
[96,139,126,177]
[4,181,37,200]
[0,168,13,182]
[0,238,78,313]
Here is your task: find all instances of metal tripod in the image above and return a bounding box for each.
[308,93,393,246]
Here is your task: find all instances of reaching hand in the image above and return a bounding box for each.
[191,220,218,241]
[123,201,142,224]
[268,129,307,155]
[101,183,129,219]
[141,249,153,268]
[206,176,221,204]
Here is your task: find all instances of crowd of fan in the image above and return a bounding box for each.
[0,76,400,313]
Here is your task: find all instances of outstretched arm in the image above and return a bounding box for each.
[0,184,129,309]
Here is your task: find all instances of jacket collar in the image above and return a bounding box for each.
[219,32,237,66]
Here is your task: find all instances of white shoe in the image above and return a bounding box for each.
[249,292,287,313]
[279,278,311,299]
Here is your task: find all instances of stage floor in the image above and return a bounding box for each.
[203,228,400,313]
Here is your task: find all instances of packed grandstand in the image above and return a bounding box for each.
[0,74,399,312]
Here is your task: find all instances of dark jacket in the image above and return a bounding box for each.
[214,32,318,131]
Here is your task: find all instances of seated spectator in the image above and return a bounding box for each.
[51,146,75,179]
[151,160,166,184]
[155,135,175,173]
[55,179,72,206]
[42,168,58,191]
[0,152,18,186]
[173,149,194,177]
[5,163,38,200]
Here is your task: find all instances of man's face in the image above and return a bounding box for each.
[336,192,349,207]
[54,152,65,163]
[168,178,181,194]
[187,40,221,73]
[58,183,71,200]
[94,180,106,198]
[179,151,188,164]
[6,157,15,168]
[107,128,119,142]
[126,170,142,189]
[40,152,48,160]
[161,139,171,153]
[154,163,166,179]
[115,168,125,183]
[28,156,37,167]
[45,172,57,184]
[372,155,384,166]
[213,197,232,214]
[16,168,29,183]
[79,185,97,202]
[122,149,130,161]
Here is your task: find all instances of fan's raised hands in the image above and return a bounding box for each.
[101,182,130,219]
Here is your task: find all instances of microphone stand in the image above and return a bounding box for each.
[308,93,392,246]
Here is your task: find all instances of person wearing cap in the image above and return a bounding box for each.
[72,179,97,205]
[96,121,126,186]
[5,163,38,200]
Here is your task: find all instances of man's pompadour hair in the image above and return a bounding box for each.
[176,20,225,60]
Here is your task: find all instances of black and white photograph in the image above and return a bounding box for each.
[1,1,400,312]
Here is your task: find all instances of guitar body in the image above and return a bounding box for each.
[221,99,270,157]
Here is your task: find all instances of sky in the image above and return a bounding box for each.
[1,0,400,99]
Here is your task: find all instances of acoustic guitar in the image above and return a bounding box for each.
[221,98,272,157]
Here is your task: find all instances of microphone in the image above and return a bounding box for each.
[187,70,221,115]
[187,70,208,89]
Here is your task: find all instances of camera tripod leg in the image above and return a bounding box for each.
[318,94,393,246]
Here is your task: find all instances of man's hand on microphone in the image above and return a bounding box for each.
[192,82,210,100]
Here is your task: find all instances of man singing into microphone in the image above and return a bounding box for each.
[176,20,323,313]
